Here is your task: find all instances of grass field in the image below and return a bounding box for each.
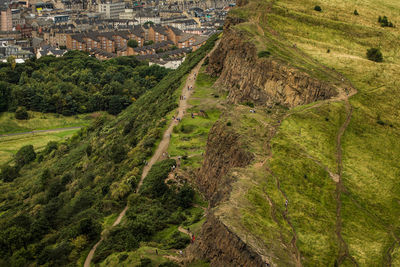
[0,111,97,165]
[0,111,94,134]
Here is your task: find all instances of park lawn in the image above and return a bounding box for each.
[0,129,80,165]
[0,111,96,134]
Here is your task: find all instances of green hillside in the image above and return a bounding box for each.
[207,0,400,265]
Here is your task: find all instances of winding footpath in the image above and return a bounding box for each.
[84,42,219,267]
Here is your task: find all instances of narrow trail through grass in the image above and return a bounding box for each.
[335,100,358,266]
[84,41,220,267]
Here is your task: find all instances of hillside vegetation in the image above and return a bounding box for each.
[0,52,169,116]
[0,35,218,266]
[206,0,400,266]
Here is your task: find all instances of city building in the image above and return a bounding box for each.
[98,2,125,19]
[1,8,12,32]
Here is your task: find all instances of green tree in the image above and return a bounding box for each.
[110,143,126,163]
[366,48,383,62]
[128,39,139,48]
[108,95,127,115]
[15,145,36,167]
[140,159,176,198]
[144,40,154,46]
[15,106,28,120]
[0,164,19,182]
[314,5,322,12]
[0,81,11,112]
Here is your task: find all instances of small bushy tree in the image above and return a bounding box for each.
[314,5,322,12]
[353,9,359,16]
[366,48,383,62]
[0,164,19,182]
[15,106,28,120]
[127,39,138,48]
[15,145,36,167]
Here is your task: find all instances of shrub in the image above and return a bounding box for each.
[378,16,394,27]
[353,9,359,16]
[314,5,322,12]
[44,141,58,155]
[159,261,180,267]
[140,159,176,198]
[165,231,190,249]
[110,143,126,163]
[366,48,383,62]
[127,39,138,48]
[257,50,271,58]
[15,106,28,120]
[137,258,152,267]
[226,121,232,126]
[176,184,195,208]
[244,101,255,108]
[0,164,19,182]
[15,145,36,167]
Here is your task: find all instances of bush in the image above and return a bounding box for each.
[44,141,58,155]
[165,231,190,249]
[15,106,28,120]
[128,39,138,48]
[137,258,152,267]
[366,48,383,62]
[244,101,254,108]
[159,262,180,267]
[140,159,176,198]
[353,9,359,16]
[378,16,394,27]
[15,145,36,167]
[0,164,19,182]
[314,5,322,12]
[176,184,195,208]
[110,143,126,163]
[257,51,271,58]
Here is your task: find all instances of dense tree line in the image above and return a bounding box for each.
[0,51,169,115]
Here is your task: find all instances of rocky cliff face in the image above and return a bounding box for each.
[188,122,264,266]
[196,121,253,207]
[207,18,338,108]
[189,213,265,267]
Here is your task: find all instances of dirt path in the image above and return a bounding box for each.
[84,41,219,267]
[0,126,82,138]
[334,100,358,266]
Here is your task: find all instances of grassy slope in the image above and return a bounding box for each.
[99,66,222,267]
[211,0,400,266]
[168,69,222,169]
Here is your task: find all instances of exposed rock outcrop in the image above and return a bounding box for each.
[196,121,253,207]
[187,122,263,266]
[189,213,266,267]
[207,18,338,108]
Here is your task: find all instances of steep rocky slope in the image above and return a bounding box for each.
[207,17,340,108]
[188,0,400,266]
